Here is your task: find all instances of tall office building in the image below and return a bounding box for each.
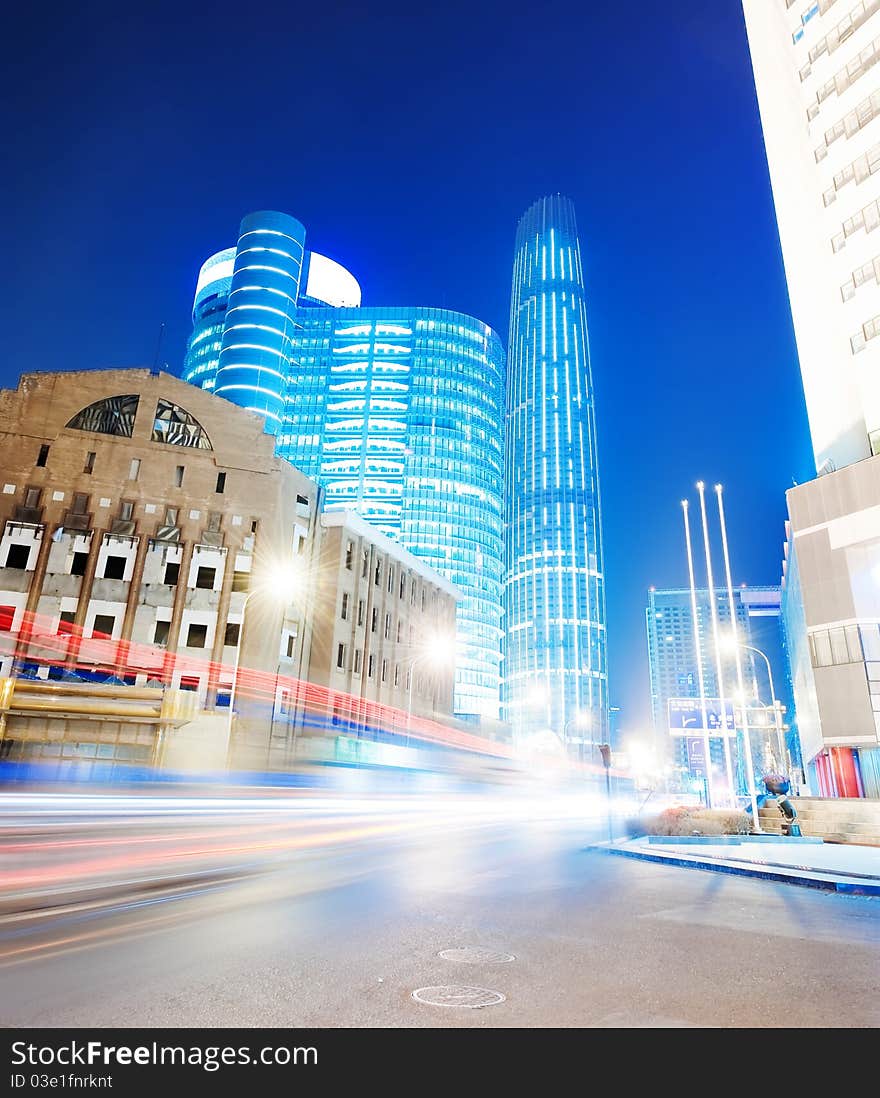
[646,586,795,791]
[501,195,607,747]
[183,212,505,722]
[743,2,880,796]
[742,0,880,472]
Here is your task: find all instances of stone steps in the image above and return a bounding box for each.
[757,796,880,845]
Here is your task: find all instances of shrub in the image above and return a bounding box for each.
[624,806,752,838]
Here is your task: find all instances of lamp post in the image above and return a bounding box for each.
[738,643,787,780]
[403,633,456,748]
[226,561,305,768]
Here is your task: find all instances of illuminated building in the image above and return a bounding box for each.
[501,195,607,748]
[743,3,880,796]
[183,212,504,722]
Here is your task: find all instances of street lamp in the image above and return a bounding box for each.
[227,558,306,760]
[403,631,456,747]
[562,709,591,762]
[733,641,787,782]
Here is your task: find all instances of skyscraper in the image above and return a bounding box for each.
[742,1,880,473]
[183,212,504,722]
[502,195,607,748]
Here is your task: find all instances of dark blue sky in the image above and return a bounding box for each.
[3,0,816,734]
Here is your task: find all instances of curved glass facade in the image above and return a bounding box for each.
[183,214,504,720]
[214,210,306,433]
[182,248,235,394]
[502,195,607,745]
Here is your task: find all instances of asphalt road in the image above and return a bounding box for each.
[1,789,879,1028]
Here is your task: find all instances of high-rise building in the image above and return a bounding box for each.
[742,1,880,473]
[183,212,505,722]
[501,195,607,748]
[646,585,796,793]
[743,3,880,797]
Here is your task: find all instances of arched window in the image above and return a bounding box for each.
[152,399,212,449]
[66,395,139,437]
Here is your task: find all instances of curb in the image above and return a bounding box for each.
[591,843,880,896]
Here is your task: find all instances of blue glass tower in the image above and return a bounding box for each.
[502,195,607,747]
[183,213,504,721]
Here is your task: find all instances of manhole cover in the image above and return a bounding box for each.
[412,985,506,1008]
[439,947,516,964]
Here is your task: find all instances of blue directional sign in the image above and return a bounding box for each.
[668,697,735,735]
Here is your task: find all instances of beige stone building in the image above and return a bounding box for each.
[0,368,461,774]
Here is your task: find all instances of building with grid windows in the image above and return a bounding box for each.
[743,1,880,796]
[501,195,606,749]
[646,585,796,796]
[183,212,505,722]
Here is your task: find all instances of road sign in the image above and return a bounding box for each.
[668,697,735,736]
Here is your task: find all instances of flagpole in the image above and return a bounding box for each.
[697,481,735,805]
[682,497,715,808]
[715,484,762,830]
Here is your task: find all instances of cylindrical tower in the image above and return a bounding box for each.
[182,248,236,391]
[502,195,607,748]
[214,210,306,433]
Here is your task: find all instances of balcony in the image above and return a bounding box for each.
[14,506,44,524]
[62,511,92,533]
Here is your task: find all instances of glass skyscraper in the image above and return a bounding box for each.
[502,195,607,747]
[183,211,504,721]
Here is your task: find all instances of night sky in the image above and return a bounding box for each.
[4,0,817,736]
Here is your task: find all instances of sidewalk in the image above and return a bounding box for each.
[598,833,880,895]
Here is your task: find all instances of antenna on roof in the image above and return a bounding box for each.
[152,322,166,374]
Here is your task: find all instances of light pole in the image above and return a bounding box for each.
[738,643,787,780]
[226,561,305,768]
[403,633,456,748]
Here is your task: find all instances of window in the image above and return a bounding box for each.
[224,622,240,647]
[362,549,368,578]
[336,642,346,670]
[70,551,89,576]
[374,561,382,586]
[215,472,226,493]
[296,493,309,510]
[186,623,208,648]
[368,654,375,678]
[153,620,170,646]
[371,607,378,633]
[353,649,362,674]
[83,451,96,474]
[251,520,258,533]
[195,566,216,589]
[71,493,89,515]
[164,506,178,526]
[393,664,400,687]
[67,394,138,437]
[24,487,42,509]
[387,567,394,594]
[180,676,200,691]
[91,614,115,638]
[207,511,222,533]
[152,399,212,449]
[397,621,403,643]
[174,465,184,488]
[286,634,295,658]
[129,458,141,481]
[399,573,406,599]
[119,500,134,522]
[57,611,75,635]
[4,544,30,569]
[163,561,180,585]
[345,540,353,569]
[421,590,426,611]
[411,580,417,605]
[381,659,387,683]
[0,605,14,631]
[36,444,49,467]
[357,599,364,626]
[232,569,250,592]
[341,592,349,620]
[102,555,126,580]
[384,613,391,639]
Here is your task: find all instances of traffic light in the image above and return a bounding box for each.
[598,743,612,769]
